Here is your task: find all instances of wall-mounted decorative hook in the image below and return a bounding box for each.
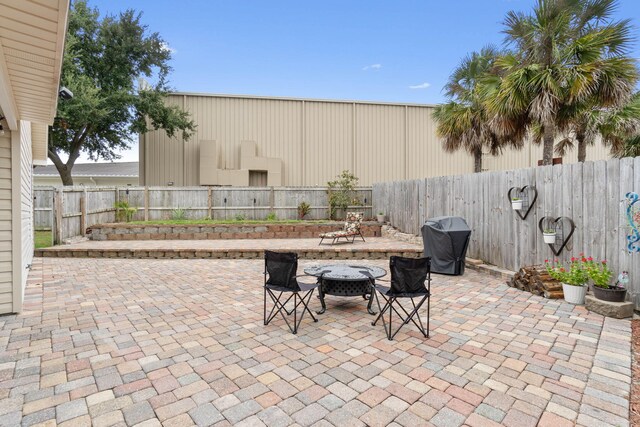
[507,186,537,220]
[538,216,575,256]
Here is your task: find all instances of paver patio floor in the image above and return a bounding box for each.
[0,257,632,427]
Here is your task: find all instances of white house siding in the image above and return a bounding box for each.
[0,121,35,314]
[0,132,12,313]
[20,121,33,300]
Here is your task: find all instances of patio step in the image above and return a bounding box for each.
[34,247,422,260]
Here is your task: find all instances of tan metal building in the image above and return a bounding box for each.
[0,0,70,313]
[140,93,611,187]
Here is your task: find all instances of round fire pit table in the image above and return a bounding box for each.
[304,264,387,315]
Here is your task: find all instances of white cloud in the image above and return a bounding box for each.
[362,63,382,71]
[161,42,176,54]
[409,82,431,89]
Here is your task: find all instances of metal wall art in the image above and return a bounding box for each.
[626,192,640,253]
[507,186,538,220]
[538,216,575,257]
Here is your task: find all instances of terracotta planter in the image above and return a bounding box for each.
[562,282,587,304]
[511,200,523,210]
[543,233,556,244]
[593,286,627,302]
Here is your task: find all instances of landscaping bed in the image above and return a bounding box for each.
[87,221,382,241]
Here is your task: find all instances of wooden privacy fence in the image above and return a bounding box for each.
[373,157,640,308]
[34,186,373,243]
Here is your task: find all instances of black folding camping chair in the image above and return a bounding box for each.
[263,250,320,334]
[370,256,431,340]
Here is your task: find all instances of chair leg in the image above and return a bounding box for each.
[372,291,395,340]
[390,296,429,339]
[371,293,430,340]
[426,295,430,337]
[265,288,318,335]
[264,289,295,332]
[371,291,390,326]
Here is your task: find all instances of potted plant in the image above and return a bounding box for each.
[376,212,385,223]
[545,257,589,304]
[543,229,556,244]
[511,197,523,210]
[587,258,626,302]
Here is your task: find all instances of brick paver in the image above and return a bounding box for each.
[0,256,632,426]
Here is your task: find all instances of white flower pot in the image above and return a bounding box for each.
[376,214,385,223]
[543,233,556,244]
[511,200,523,210]
[562,283,587,305]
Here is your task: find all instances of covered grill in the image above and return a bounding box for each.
[421,216,471,275]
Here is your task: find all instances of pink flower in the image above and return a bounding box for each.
[602,260,607,265]
[587,257,593,261]
[571,257,577,262]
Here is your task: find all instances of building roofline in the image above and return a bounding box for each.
[168,92,440,108]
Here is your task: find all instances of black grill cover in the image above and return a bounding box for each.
[421,216,471,275]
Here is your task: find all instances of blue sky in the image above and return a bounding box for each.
[77,0,640,162]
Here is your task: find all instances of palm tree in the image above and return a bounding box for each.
[485,0,638,165]
[554,92,640,160]
[600,92,640,157]
[433,47,523,173]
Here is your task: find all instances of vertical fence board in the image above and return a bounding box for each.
[605,159,620,280]
[372,156,640,308]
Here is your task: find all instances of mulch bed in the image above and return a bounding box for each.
[631,319,640,425]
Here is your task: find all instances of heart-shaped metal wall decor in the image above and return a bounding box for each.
[507,186,538,220]
[538,216,575,256]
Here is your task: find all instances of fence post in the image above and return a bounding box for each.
[80,189,87,236]
[269,187,275,212]
[207,187,213,219]
[53,188,63,244]
[144,186,149,221]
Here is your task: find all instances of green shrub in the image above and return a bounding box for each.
[171,208,187,221]
[327,170,361,219]
[265,212,277,221]
[234,214,246,221]
[115,201,137,222]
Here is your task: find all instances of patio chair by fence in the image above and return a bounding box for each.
[263,250,320,334]
[319,212,365,245]
[371,256,431,340]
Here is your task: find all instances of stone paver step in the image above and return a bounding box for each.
[35,237,423,260]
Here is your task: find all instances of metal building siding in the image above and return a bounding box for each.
[406,106,473,179]
[143,94,616,186]
[303,101,353,186]
[484,137,612,172]
[354,104,405,185]
[181,96,303,186]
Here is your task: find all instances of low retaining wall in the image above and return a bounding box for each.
[87,222,382,241]
[35,248,420,260]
